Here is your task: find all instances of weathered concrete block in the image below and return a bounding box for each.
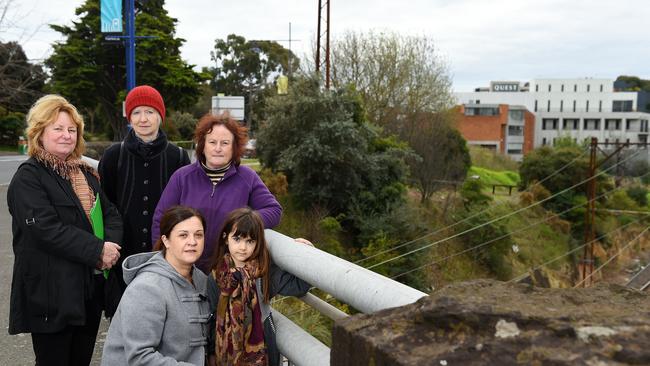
[331,279,650,365]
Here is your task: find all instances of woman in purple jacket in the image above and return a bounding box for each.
[152,112,282,272]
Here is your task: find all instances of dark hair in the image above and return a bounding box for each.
[194,112,248,166]
[153,206,206,254]
[210,207,271,302]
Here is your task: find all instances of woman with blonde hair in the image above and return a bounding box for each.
[7,94,123,366]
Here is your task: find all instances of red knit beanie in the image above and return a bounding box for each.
[125,85,166,121]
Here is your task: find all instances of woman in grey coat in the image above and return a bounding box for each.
[102,206,217,365]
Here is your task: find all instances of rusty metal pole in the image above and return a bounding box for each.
[325,0,331,89]
[581,137,598,286]
[315,0,322,74]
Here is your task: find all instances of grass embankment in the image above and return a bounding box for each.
[468,166,520,186]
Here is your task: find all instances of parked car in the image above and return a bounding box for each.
[244,139,257,158]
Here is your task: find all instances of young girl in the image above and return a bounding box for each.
[210,207,311,366]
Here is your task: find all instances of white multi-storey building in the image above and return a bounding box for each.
[455,78,650,149]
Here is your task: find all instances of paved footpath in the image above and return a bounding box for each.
[0,185,110,365]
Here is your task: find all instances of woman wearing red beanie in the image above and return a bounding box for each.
[98,85,190,315]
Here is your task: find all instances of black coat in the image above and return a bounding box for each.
[7,157,123,334]
[98,129,189,258]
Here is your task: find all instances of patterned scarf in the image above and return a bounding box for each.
[214,254,267,366]
[33,147,98,219]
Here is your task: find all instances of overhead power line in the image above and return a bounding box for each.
[355,148,590,265]
[508,216,648,283]
[389,175,648,280]
[365,147,643,271]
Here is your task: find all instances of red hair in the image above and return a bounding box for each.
[194,112,248,166]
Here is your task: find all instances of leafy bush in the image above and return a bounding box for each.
[626,186,649,207]
[457,209,514,280]
[0,108,25,146]
[460,178,492,208]
[258,168,288,197]
[469,145,519,171]
[168,111,197,140]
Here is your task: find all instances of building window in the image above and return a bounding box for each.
[508,125,524,136]
[563,119,579,130]
[612,100,633,112]
[535,84,539,92]
[604,138,609,147]
[508,110,524,121]
[560,100,564,112]
[584,119,600,130]
[587,84,590,92]
[573,100,576,112]
[599,100,602,112]
[542,118,558,130]
[600,84,603,92]
[548,84,551,92]
[534,100,538,112]
[605,119,621,130]
[547,100,551,112]
[507,148,523,155]
[561,84,565,92]
[586,100,589,112]
[542,137,547,146]
[574,84,577,92]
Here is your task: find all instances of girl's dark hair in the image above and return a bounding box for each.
[210,207,271,302]
[194,111,248,167]
[153,206,206,254]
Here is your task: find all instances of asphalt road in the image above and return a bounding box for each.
[0,154,109,365]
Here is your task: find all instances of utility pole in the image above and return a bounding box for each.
[581,138,598,287]
[315,0,331,89]
[581,139,637,286]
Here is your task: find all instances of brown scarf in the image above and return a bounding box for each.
[33,147,98,219]
[214,254,267,366]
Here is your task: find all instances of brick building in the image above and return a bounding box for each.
[456,104,535,161]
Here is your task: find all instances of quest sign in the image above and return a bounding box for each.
[491,82,520,92]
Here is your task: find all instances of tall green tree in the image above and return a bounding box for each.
[46,0,204,140]
[331,31,454,131]
[257,76,409,224]
[209,34,299,131]
[406,110,471,203]
[0,41,46,113]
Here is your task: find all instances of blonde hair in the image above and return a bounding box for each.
[26,94,86,159]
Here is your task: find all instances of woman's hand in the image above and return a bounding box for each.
[100,242,122,269]
[294,238,314,247]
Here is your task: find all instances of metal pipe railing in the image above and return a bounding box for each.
[265,229,427,313]
[272,310,330,366]
[299,293,348,321]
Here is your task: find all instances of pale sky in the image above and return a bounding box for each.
[4,0,650,91]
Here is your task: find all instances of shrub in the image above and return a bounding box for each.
[258,168,288,197]
[0,108,25,146]
[626,186,649,207]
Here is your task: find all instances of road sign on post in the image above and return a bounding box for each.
[211,96,245,121]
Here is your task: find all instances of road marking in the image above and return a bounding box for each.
[0,156,28,162]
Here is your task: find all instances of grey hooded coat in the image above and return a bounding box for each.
[101,251,216,366]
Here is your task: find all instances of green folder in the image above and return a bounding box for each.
[90,193,109,279]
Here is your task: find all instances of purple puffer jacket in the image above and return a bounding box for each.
[152,161,282,272]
